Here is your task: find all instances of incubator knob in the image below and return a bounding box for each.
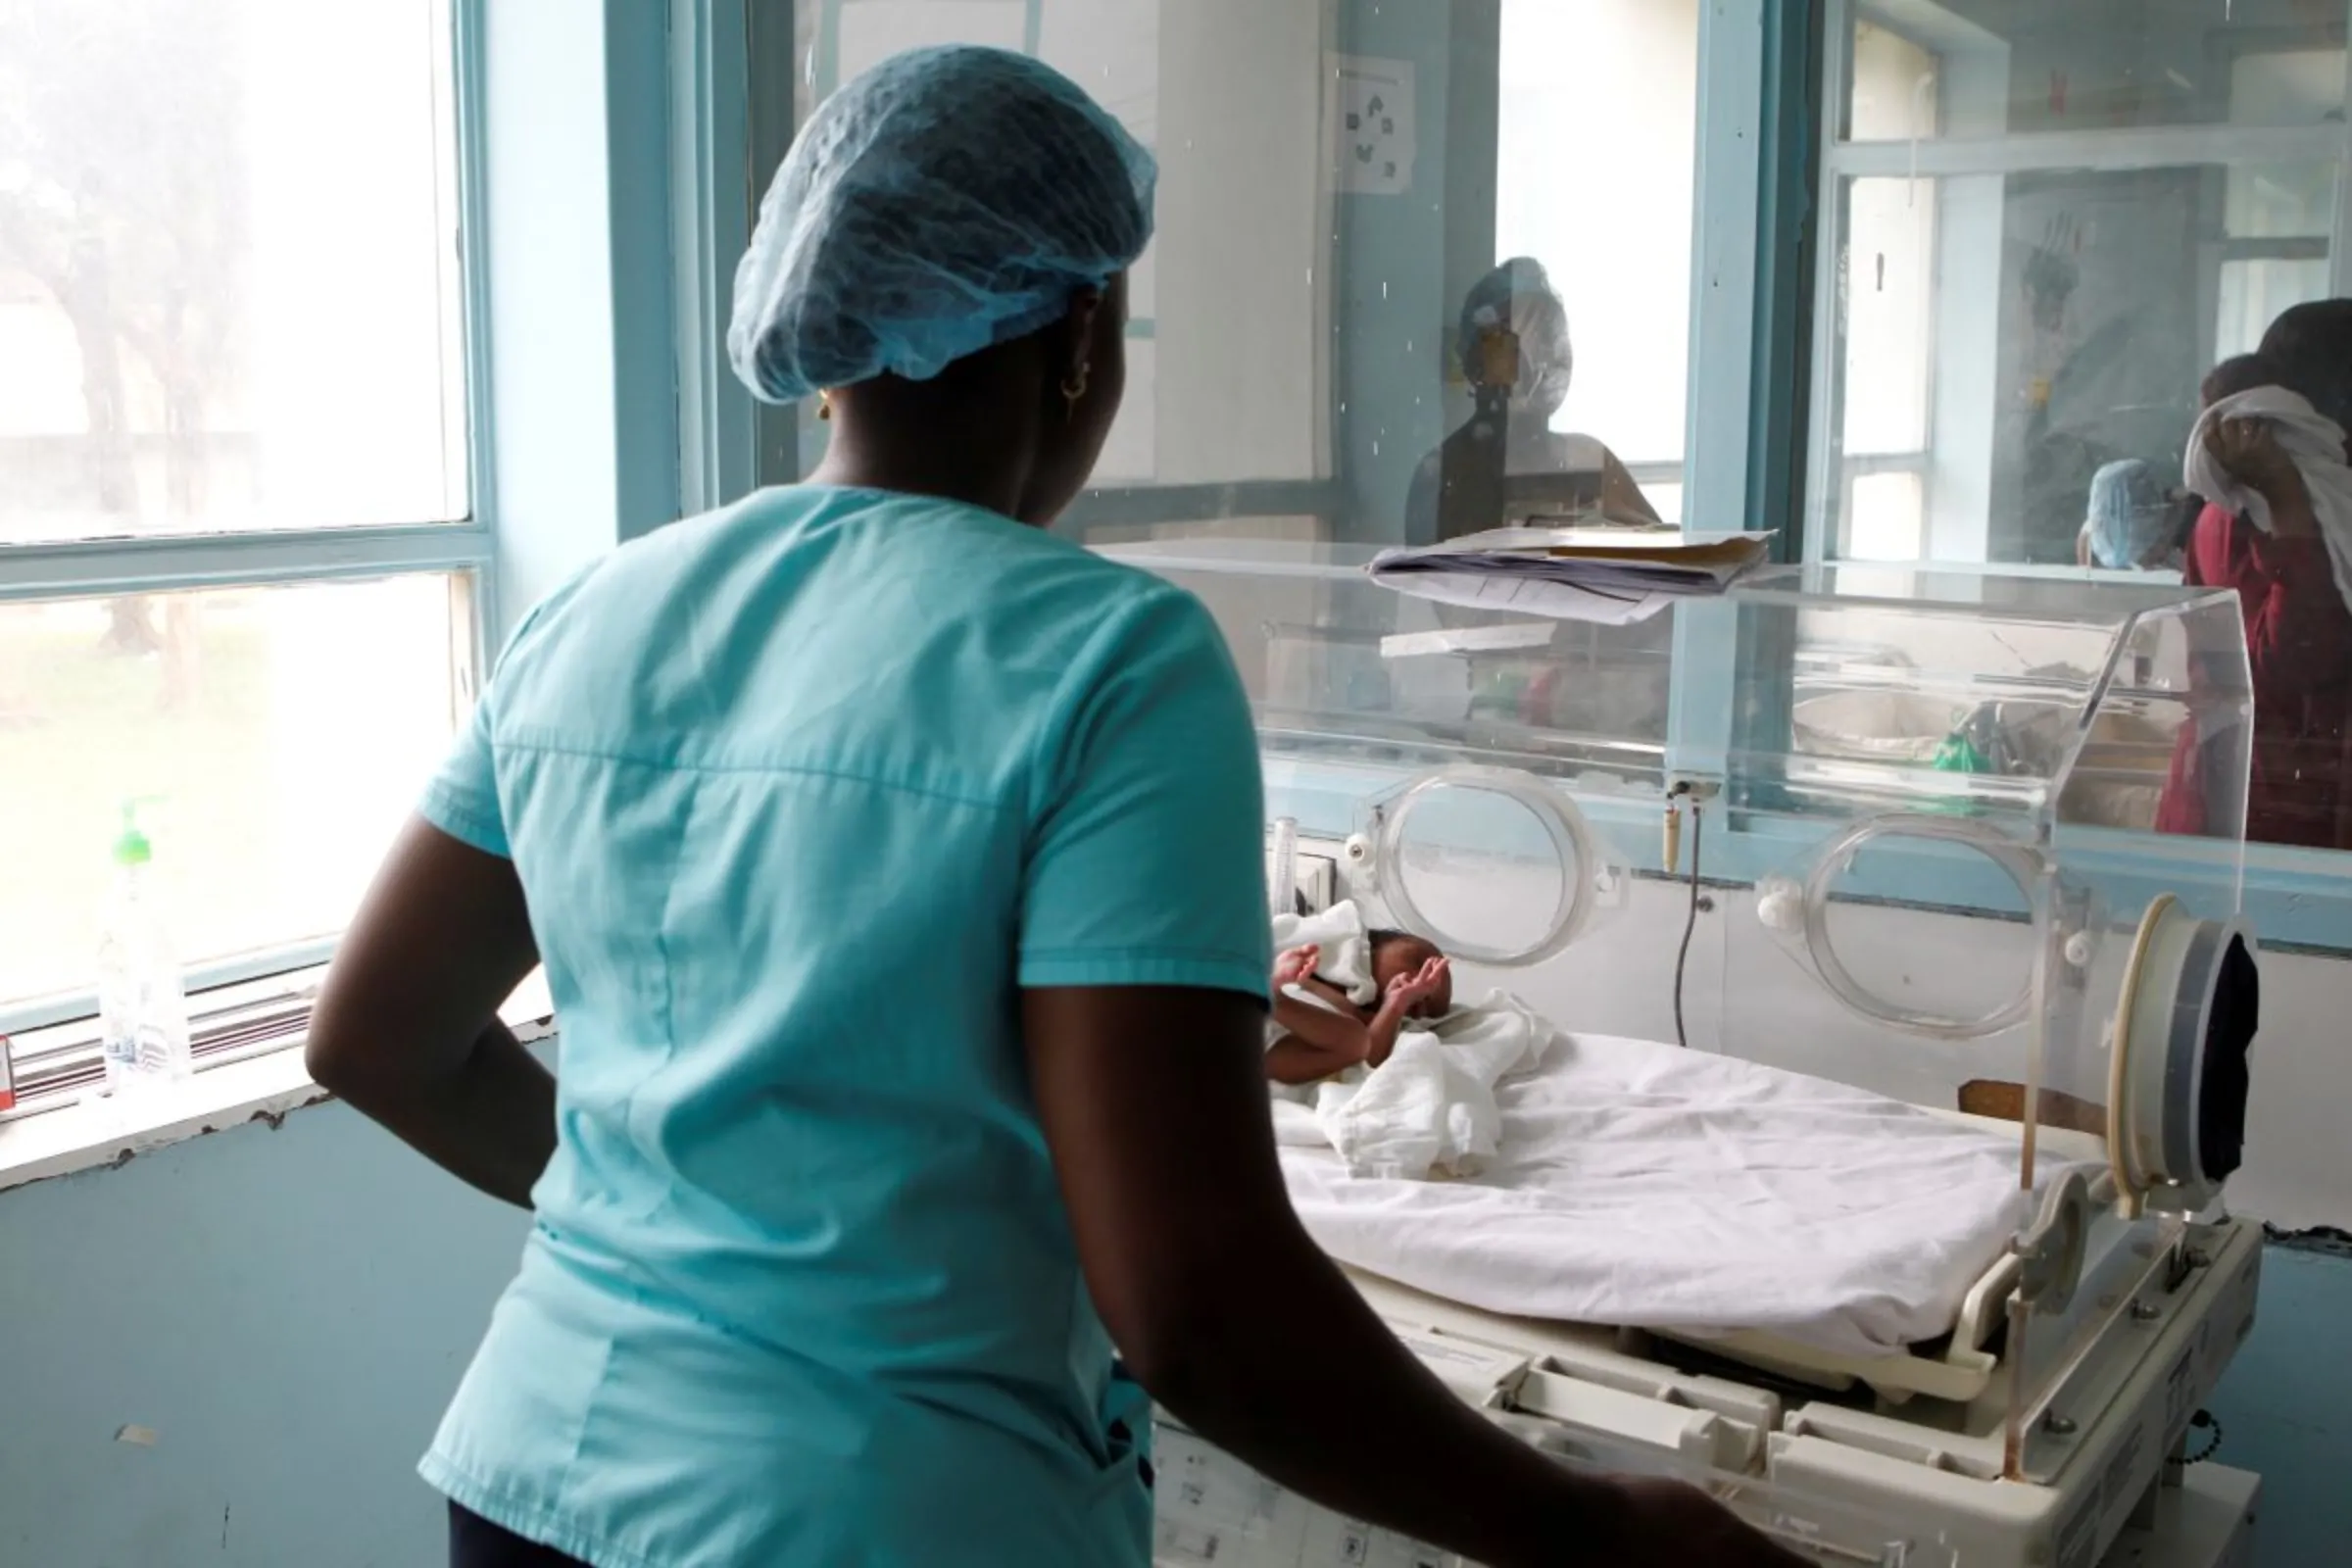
[1343,832,1375,866]
[2064,930,2094,969]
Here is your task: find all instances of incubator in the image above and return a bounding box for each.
[1114,539,2266,1568]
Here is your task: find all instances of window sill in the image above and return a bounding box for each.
[0,992,556,1198]
[0,1048,334,1197]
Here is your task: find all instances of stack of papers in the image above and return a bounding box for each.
[1368,526,1776,625]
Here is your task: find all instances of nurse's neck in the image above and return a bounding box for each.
[809,362,1049,527]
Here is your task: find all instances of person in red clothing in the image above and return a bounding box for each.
[2158,303,2352,849]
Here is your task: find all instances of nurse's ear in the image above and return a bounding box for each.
[1017,277,1129,525]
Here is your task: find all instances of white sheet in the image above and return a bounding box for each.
[1280,1031,2090,1359]
[1275,992,1550,1180]
[2184,384,2352,618]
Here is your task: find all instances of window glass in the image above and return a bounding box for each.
[1496,1,1697,525]
[0,0,467,544]
[1822,6,2345,571]
[0,574,471,1017]
[1819,3,2352,855]
[773,2,1704,785]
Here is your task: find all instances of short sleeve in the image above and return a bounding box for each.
[1018,586,1271,1002]
[418,692,509,858]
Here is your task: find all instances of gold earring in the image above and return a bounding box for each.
[817,389,833,422]
[1061,363,1091,421]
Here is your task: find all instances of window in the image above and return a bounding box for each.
[1814,2,2348,572]
[0,1,482,1072]
[777,0,1330,506]
[757,1,1706,788]
[723,8,2352,925]
[1496,1,1700,528]
[1808,1,2352,869]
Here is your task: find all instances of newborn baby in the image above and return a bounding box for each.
[1264,930,1452,1087]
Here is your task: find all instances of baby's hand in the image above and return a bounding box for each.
[1383,956,1450,1018]
[1273,945,1321,990]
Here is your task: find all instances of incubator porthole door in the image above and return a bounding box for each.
[1353,766,1624,967]
[1783,812,2055,1042]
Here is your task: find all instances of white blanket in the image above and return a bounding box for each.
[1271,900,1377,1006]
[1280,1031,2091,1359]
[1270,992,1550,1180]
[2184,385,2352,617]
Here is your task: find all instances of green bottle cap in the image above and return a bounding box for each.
[114,801,153,868]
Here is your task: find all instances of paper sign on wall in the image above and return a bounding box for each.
[1330,55,1415,197]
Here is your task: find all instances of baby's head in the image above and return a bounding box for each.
[1368,930,1453,1018]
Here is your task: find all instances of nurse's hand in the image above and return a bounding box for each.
[1587,1478,1812,1566]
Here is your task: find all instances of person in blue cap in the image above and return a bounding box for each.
[309,45,1798,1568]
[2076,458,2183,571]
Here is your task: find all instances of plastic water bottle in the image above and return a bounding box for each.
[96,802,191,1095]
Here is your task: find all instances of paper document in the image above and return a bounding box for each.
[1368,527,1775,625]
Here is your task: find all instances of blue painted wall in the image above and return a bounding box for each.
[0,1105,527,1567]
[0,1100,2341,1566]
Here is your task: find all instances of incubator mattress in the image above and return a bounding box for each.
[1279,1031,2090,1360]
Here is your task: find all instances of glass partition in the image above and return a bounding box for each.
[765,1,1714,763]
[1816,0,2348,570]
[1812,0,2352,859]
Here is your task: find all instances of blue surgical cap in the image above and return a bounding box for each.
[728,46,1157,405]
[2084,459,2174,569]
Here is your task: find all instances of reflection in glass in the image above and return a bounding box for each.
[1405,259,1660,544]
[775,2,1702,775]
[1824,2,2348,573]
[1817,1,2352,850]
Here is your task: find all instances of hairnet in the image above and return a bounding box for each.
[1456,257,1572,414]
[728,46,1157,405]
[2085,458,2174,569]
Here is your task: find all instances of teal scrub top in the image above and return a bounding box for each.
[414,486,1272,1567]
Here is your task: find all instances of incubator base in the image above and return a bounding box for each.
[1152,1218,2263,1568]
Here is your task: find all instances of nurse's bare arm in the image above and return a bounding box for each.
[1025,985,1805,1568]
[309,816,555,1208]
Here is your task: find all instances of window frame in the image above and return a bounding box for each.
[0,0,501,1077]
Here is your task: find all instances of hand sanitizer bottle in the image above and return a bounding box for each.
[96,801,191,1096]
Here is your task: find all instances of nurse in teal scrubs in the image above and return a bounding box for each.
[310,44,1798,1568]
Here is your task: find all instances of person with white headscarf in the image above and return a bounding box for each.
[2161,303,2352,849]
[1406,257,1659,544]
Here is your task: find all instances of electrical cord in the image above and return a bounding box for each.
[1672,799,1702,1050]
